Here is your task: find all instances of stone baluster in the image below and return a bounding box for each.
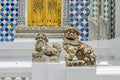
[21,77,26,80]
[11,77,16,80]
[1,77,5,80]
[27,77,31,80]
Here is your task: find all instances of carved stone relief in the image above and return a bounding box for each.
[62,0,70,26]
[18,0,26,26]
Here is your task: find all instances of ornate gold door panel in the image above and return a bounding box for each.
[28,0,61,26]
[28,0,45,26]
[46,0,61,26]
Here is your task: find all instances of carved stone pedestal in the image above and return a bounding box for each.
[32,57,59,62]
[32,62,65,80]
[32,58,46,62]
[66,67,96,80]
[66,60,85,67]
[97,66,120,75]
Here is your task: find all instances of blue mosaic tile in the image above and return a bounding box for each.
[91,0,99,23]
[0,0,18,42]
[69,0,90,41]
[103,0,110,21]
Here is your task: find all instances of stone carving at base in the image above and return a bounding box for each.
[32,33,61,62]
[63,28,96,67]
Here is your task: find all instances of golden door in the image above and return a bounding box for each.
[28,0,61,26]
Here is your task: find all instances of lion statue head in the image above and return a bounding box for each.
[64,27,80,40]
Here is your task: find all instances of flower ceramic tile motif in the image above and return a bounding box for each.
[0,0,18,42]
[69,0,90,41]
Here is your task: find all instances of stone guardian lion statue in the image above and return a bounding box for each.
[32,33,61,62]
[63,28,96,67]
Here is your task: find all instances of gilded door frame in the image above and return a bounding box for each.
[16,0,69,38]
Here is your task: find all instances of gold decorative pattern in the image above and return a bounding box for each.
[28,0,61,26]
[48,0,57,10]
[33,0,43,12]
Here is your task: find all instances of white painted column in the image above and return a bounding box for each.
[115,0,120,37]
[25,0,28,26]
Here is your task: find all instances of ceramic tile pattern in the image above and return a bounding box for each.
[92,0,99,23]
[0,0,18,42]
[69,0,90,41]
[103,0,110,21]
[103,0,115,39]
[110,0,115,39]
[91,0,116,39]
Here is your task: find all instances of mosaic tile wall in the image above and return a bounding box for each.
[102,0,116,39]
[88,0,99,40]
[103,0,110,21]
[91,0,99,23]
[90,0,116,40]
[0,0,18,42]
[69,0,90,41]
[110,0,115,38]
[100,0,110,39]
